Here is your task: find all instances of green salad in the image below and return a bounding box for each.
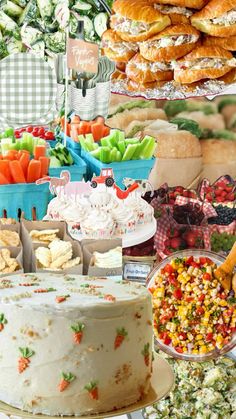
[144,351,236,419]
[0,0,112,63]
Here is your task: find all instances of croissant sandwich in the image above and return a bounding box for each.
[147,3,194,25]
[173,46,236,84]
[110,0,171,42]
[203,34,236,50]
[126,52,173,83]
[139,24,200,61]
[147,0,209,10]
[191,0,236,37]
[102,29,138,62]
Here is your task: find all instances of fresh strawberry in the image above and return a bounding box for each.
[225,184,234,192]
[84,381,98,400]
[142,343,150,367]
[58,373,76,392]
[167,227,180,238]
[183,231,203,248]
[175,186,184,194]
[18,347,35,373]
[182,189,189,197]
[227,192,235,201]
[205,192,213,202]
[114,327,128,349]
[71,323,85,344]
[0,313,7,331]
[170,237,186,250]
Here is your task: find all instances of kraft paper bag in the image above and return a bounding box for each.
[81,239,122,276]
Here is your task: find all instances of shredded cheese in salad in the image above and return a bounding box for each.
[149,256,236,355]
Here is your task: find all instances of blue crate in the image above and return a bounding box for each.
[49,150,86,181]
[0,183,50,220]
[81,149,155,189]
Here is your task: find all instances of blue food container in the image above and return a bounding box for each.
[49,150,86,181]
[81,150,155,189]
[0,183,50,220]
[60,133,81,155]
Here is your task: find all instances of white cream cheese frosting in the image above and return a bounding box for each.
[0,274,153,416]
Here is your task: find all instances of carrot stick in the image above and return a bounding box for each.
[39,156,50,177]
[19,153,30,177]
[91,123,104,142]
[34,145,46,160]
[6,150,18,161]
[9,160,26,183]
[0,160,12,183]
[27,159,41,183]
[0,173,9,184]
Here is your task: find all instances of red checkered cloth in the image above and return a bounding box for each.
[154,214,211,259]
[209,221,236,236]
[175,196,217,219]
[199,175,236,201]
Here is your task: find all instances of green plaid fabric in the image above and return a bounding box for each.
[0,53,57,128]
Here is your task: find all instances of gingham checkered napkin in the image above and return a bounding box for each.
[154,213,211,259]
[0,53,57,128]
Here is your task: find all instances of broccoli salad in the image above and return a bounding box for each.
[0,0,112,63]
[144,351,236,419]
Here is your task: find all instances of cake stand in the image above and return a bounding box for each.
[0,354,174,419]
[67,219,157,249]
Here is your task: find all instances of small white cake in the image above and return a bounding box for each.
[0,274,153,416]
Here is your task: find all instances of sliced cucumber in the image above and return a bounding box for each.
[78,15,94,35]
[94,12,107,37]
[72,0,92,12]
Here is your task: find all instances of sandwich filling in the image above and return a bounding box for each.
[172,57,236,70]
[154,4,193,18]
[146,34,198,48]
[113,15,151,35]
[210,9,236,26]
[103,40,138,55]
[129,60,172,72]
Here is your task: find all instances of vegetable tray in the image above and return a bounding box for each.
[49,150,86,182]
[81,149,155,189]
[0,183,50,220]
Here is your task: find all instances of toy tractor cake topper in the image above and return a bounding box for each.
[91,168,115,188]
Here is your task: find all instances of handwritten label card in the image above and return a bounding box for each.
[123,262,153,283]
[67,38,99,73]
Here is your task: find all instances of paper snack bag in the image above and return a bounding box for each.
[0,246,23,277]
[82,239,122,276]
[21,220,83,274]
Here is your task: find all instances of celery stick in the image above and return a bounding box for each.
[85,134,94,144]
[125,138,139,145]
[101,137,110,147]
[140,136,156,159]
[78,134,86,150]
[116,150,122,162]
[117,140,126,155]
[110,147,118,162]
[117,130,125,142]
[100,146,111,163]
[84,139,94,152]
[122,144,137,161]
[90,148,101,160]
[132,143,142,160]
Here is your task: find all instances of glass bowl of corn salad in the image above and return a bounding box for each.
[147,250,236,361]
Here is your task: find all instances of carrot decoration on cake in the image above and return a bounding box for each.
[56,294,70,303]
[34,288,57,293]
[142,343,150,367]
[71,323,85,344]
[104,294,116,302]
[114,328,128,350]
[84,381,99,400]
[58,372,76,392]
[18,347,35,373]
[0,313,7,331]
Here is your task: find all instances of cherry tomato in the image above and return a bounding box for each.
[178,332,187,340]
[198,294,205,302]
[32,129,39,137]
[26,126,33,133]
[175,346,183,353]
[196,307,204,315]
[199,257,207,265]
[203,273,211,281]
[45,131,54,140]
[186,256,194,265]
[206,333,213,342]
[173,288,182,299]
[164,264,174,274]
[163,336,172,345]
[38,127,45,136]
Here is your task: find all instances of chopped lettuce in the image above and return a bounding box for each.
[164,99,217,118]
[108,100,154,118]
[218,96,236,112]
[44,30,65,53]
[2,1,23,18]
[170,117,202,138]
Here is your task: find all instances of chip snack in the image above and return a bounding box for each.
[0,230,20,247]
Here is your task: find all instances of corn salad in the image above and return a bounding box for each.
[149,256,236,355]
